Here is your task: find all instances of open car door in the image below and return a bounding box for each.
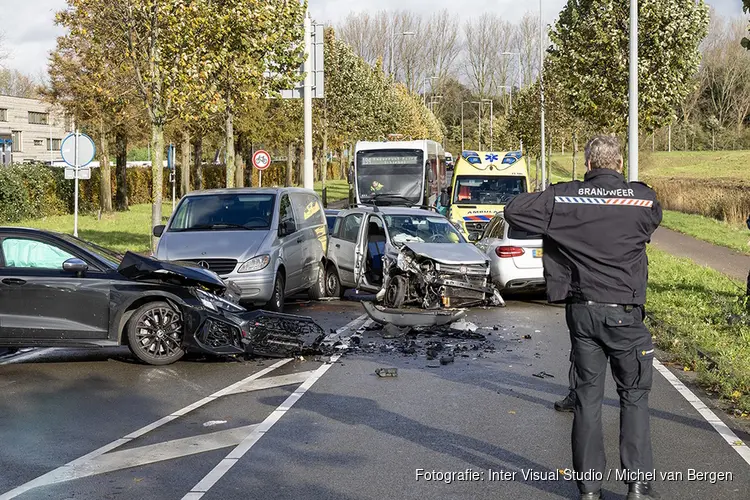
[353,222,367,288]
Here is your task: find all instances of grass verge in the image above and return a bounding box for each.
[10,204,172,254]
[660,211,750,255]
[647,247,750,414]
[314,180,349,203]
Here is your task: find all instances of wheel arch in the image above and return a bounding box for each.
[112,292,187,345]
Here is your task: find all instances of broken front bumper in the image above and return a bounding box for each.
[362,301,468,327]
[181,307,326,358]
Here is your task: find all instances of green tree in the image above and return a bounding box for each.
[547,0,709,133]
[205,0,305,189]
[57,0,216,249]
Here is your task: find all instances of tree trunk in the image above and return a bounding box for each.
[321,128,328,189]
[98,119,113,213]
[286,142,294,187]
[340,145,347,180]
[572,131,578,181]
[150,121,165,252]
[234,133,244,188]
[115,128,128,211]
[296,144,303,186]
[181,130,190,196]
[193,137,203,190]
[225,107,235,188]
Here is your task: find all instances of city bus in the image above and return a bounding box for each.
[350,140,446,207]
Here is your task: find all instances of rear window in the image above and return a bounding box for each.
[169,194,276,231]
[508,227,542,240]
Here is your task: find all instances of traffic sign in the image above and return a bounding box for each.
[252,150,271,171]
[61,133,95,168]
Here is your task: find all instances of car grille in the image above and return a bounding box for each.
[465,221,488,234]
[440,263,489,276]
[199,319,243,350]
[178,259,237,276]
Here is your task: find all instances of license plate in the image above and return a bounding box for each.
[532,249,543,258]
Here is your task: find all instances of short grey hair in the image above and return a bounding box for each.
[584,135,623,173]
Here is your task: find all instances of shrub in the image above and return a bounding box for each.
[648,177,750,225]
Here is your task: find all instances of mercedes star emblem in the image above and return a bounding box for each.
[197,260,210,269]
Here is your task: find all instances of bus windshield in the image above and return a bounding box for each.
[357,149,424,205]
[453,176,526,205]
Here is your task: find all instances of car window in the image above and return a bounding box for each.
[1,238,75,269]
[340,214,362,242]
[508,227,542,240]
[291,193,325,230]
[331,216,342,237]
[384,214,464,245]
[169,193,276,231]
[489,218,505,239]
[482,218,498,239]
[279,194,296,232]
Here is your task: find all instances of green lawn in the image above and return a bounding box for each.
[10,204,172,253]
[545,150,750,183]
[647,247,750,414]
[10,180,351,254]
[660,211,750,255]
[640,150,750,181]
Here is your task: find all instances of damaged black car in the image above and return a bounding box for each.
[0,228,325,365]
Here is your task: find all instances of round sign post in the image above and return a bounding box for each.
[252,150,271,187]
[60,130,96,237]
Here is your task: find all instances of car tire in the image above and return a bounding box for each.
[308,262,327,301]
[127,301,185,366]
[265,273,285,313]
[325,264,344,298]
[384,275,408,308]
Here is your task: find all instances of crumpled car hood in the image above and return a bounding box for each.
[117,251,226,291]
[402,243,487,265]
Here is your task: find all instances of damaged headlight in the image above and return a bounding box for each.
[194,288,245,313]
[237,255,270,273]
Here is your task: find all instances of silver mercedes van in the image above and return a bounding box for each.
[153,187,328,312]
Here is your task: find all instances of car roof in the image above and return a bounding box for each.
[0,227,60,237]
[183,187,317,197]
[338,206,443,217]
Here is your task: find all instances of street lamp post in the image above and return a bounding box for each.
[482,99,494,151]
[539,0,547,190]
[461,100,468,152]
[423,76,438,106]
[390,30,416,79]
[628,0,638,181]
[472,101,482,150]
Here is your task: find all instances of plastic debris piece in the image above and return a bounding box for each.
[440,355,455,365]
[450,319,478,332]
[523,334,532,340]
[381,323,410,339]
[375,367,398,377]
[532,371,555,379]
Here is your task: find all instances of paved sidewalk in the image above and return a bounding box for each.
[651,227,750,282]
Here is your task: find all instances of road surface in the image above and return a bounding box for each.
[0,298,748,500]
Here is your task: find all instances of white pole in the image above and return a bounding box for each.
[259,169,263,187]
[539,0,547,190]
[171,146,176,212]
[490,100,494,151]
[628,0,639,181]
[303,13,314,190]
[461,101,465,151]
[74,128,79,238]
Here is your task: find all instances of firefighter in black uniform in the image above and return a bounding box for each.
[504,136,662,500]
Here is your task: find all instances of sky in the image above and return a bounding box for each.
[1,0,745,77]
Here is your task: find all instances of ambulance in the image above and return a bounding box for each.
[443,150,531,242]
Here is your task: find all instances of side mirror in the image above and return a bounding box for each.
[278,220,295,237]
[153,225,165,237]
[63,258,88,274]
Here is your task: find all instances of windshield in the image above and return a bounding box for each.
[169,194,276,231]
[453,176,526,205]
[356,149,424,205]
[384,215,465,245]
[57,234,123,268]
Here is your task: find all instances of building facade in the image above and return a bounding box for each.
[0,95,71,165]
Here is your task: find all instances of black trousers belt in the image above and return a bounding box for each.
[568,299,636,311]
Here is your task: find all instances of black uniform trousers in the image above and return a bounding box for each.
[566,302,655,494]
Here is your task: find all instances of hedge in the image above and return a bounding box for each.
[1,160,347,223]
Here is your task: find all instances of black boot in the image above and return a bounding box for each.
[554,390,576,412]
[580,492,602,500]
[627,482,660,499]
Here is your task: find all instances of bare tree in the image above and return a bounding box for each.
[0,69,39,98]
[393,10,426,92]
[424,10,461,81]
[464,15,499,98]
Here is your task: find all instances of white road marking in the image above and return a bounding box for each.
[0,358,292,500]
[654,359,750,467]
[49,424,260,481]
[182,354,342,499]
[203,420,228,427]
[223,370,318,395]
[0,348,57,365]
